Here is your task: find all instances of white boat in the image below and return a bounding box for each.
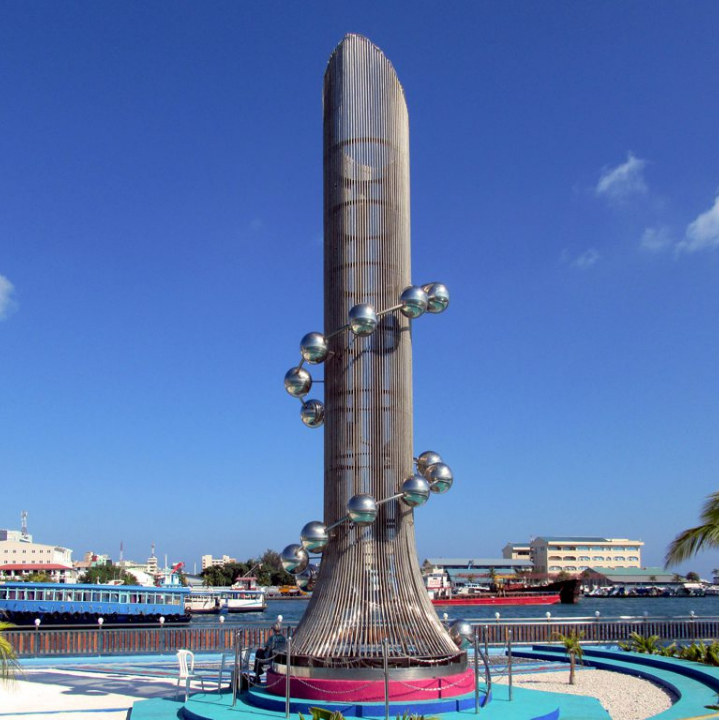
[224,576,267,613]
[456,583,491,595]
[186,591,223,614]
[185,578,267,615]
[223,586,267,613]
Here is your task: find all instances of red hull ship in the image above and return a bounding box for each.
[431,592,561,606]
[426,575,580,606]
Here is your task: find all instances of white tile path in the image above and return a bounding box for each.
[0,669,203,720]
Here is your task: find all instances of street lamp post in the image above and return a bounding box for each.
[97,617,104,656]
[34,618,41,658]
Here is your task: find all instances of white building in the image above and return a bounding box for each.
[0,529,76,582]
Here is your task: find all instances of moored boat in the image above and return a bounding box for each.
[0,581,191,626]
[425,569,579,606]
[224,576,267,613]
[431,591,561,606]
[185,591,223,614]
[185,582,266,615]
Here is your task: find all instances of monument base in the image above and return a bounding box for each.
[263,666,475,702]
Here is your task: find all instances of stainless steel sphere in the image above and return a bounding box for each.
[300,521,329,553]
[300,399,325,428]
[347,494,378,526]
[423,282,450,313]
[284,367,312,398]
[400,474,431,507]
[399,286,428,319]
[448,619,474,648]
[300,332,329,364]
[348,304,378,336]
[416,450,442,476]
[425,462,453,494]
[295,563,318,593]
[280,543,309,575]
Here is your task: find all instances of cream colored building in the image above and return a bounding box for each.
[530,536,643,575]
[0,529,75,581]
[502,543,531,561]
[201,554,237,570]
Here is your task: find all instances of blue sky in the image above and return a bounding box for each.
[2,3,718,578]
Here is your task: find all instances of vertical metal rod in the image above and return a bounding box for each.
[285,633,292,718]
[383,638,390,720]
[507,629,513,702]
[484,624,489,657]
[232,630,241,706]
[473,626,480,714]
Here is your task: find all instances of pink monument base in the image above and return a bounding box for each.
[265,666,475,702]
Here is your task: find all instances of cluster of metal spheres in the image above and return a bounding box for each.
[279,450,454,593]
[283,282,449,428]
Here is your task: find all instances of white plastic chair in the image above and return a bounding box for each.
[176,648,205,701]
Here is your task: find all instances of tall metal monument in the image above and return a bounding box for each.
[279,35,470,701]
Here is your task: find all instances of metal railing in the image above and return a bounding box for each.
[4,615,718,659]
[6,623,279,658]
[469,613,715,646]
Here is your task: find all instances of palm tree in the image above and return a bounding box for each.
[552,629,584,684]
[0,621,21,684]
[665,491,719,567]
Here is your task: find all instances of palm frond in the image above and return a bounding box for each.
[0,622,22,684]
[700,493,719,523]
[665,523,719,567]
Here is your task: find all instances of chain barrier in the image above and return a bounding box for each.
[395,674,473,692]
[292,676,378,694]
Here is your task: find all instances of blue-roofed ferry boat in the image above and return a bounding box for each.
[0,581,191,626]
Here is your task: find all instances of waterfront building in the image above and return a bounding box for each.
[72,551,159,586]
[583,566,678,588]
[502,543,531,561]
[424,557,533,585]
[73,551,111,573]
[530,536,643,576]
[116,560,156,586]
[0,529,76,582]
[201,554,237,570]
[0,563,77,582]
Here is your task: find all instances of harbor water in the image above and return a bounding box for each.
[190,595,719,628]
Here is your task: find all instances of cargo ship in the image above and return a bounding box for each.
[425,570,579,606]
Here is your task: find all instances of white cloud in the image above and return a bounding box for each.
[0,274,17,320]
[677,195,719,254]
[573,248,600,269]
[561,248,600,269]
[640,226,672,253]
[596,153,648,201]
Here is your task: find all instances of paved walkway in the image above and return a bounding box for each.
[0,666,203,720]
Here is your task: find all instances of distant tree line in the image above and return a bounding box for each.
[77,565,137,585]
[200,549,295,587]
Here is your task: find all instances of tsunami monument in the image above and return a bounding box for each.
[278,34,473,705]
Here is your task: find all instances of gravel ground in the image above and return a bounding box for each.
[495,668,675,720]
